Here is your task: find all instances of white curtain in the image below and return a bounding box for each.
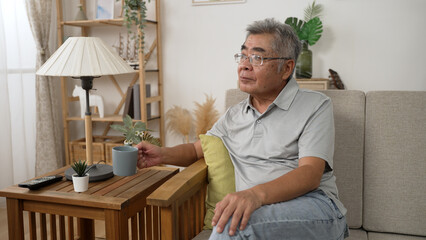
[25,0,64,176]
[0,0,36,201]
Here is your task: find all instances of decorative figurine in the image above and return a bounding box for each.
[72,85,105,118]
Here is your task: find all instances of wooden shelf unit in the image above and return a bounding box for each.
[61,18,158,28]
[56,0,165,165]
[66,114,161,122]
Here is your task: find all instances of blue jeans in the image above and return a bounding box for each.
[209,190,349,240]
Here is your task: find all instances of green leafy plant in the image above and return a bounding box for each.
[111,115,161,146]
[71,160,89,177]
[303,0,323,22]
[123,0,150,50]
[285,0,323,46]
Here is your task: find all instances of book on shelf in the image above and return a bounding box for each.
[132,84,151,120]
[146,84,151,119]
[133,84,141,120]
[123,86,134,118]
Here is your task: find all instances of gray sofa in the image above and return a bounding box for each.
[321,90,426,240]
[148,89,426,240]
[197,90,426,240]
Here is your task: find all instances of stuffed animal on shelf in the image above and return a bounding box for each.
[72,85,105,118]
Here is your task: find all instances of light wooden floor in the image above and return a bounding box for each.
[0,205,106,239]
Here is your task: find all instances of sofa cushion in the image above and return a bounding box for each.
[192,230,212,240]
[321,90,365,228]
[368,232,426,240]
[225,89,248,109]
[346,228,368,240]
[200,134,236,230]
[364,91,426,236]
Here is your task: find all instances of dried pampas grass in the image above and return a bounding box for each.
[194,94,219,138]
[166,106,193,143]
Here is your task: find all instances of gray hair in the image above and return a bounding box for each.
[246,18,301,73]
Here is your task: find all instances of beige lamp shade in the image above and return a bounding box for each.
[36,37,134,77]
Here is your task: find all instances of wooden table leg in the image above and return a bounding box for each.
[105,209,129,239]
[78,218,95,240]
[6,198,24,240]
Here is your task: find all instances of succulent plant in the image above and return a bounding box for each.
[71,160,89,177]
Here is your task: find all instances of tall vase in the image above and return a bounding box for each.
[296,40,312,79]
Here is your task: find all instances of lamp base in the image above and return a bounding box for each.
[65,164,113,182]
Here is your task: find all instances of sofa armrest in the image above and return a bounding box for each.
[146,159,208,240]
[147,158,207,207]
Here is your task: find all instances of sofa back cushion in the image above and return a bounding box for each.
[225,89,248,109]
[363,91,426,236]
[321,90,365,229]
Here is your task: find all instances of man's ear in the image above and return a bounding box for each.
[281,59,295,81]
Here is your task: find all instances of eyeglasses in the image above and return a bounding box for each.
[234,53,291,66]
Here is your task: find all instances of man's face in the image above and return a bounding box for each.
[238,34,293,99]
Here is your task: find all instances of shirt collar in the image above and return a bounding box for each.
[273,77,299,111]
[244,97,253,113]
[244,77,299,113]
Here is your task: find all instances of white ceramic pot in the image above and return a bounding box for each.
[72,174,89,192]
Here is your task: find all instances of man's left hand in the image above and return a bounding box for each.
[211,188,263,236]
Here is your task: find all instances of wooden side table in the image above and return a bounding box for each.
[0,165,178,240]
[296,78,330,90]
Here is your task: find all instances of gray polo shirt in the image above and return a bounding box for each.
[207,78,346,215]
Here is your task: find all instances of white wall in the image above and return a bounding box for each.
[63,0,426,147]
[160,0,426,147]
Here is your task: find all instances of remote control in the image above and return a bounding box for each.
[18,175,63,190]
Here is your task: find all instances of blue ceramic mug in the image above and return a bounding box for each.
[112,146,138,176]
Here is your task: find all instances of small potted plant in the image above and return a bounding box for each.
[71,160,90,192]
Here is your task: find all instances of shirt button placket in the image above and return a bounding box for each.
[253,118,263,138]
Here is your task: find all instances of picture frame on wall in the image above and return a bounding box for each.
[192,0,246,6]
[114,0,123,18]
[96,0,114,19]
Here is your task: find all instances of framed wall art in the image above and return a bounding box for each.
[96,0,114,19]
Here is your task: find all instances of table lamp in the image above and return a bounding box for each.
[36,37,135,180]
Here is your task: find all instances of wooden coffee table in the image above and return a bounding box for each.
[0,165,178,240]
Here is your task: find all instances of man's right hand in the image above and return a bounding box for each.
[136,141,163,168]
[136,140,203,168]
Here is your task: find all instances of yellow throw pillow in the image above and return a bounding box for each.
[200,134,236,230]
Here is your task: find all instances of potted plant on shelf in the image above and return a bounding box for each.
[111,114,161,147]
[285,0,324,79]
[71,160,90,192]
[123,0,150,50]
